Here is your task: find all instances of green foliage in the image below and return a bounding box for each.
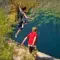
[0,37,14,60]
[0,8,14,60]
[30,7,60,25]
[0,8,15,37]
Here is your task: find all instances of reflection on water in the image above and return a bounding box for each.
[13,13,60,58]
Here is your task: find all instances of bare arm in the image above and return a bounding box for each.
[19,3,22,12]
[19,6,23,12]
[32,36,37,45]
[21,37,28,45]
[23,12,29,18]
[23,13,34,20]
[19,7,33,20]
[19,6,29,19]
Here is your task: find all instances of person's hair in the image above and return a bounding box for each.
[22,7,26,11]
[32,27,37,32]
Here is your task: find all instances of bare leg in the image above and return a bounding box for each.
[15,29,21,38]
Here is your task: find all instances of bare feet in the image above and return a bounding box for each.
[15,34,18,38]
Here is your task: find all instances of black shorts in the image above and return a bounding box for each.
[18,25,23,30]
[29,46,35,53]
[23,18,29,23]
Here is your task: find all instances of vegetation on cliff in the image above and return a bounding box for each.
[0,8,14,60]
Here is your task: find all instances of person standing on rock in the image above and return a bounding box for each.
[21,27,38,53]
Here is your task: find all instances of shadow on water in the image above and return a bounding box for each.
[12,13,60,58]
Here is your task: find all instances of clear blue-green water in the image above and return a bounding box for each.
[13,13,60,58]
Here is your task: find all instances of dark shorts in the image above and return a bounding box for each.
[29,46,35,53]
[23,18,29,23]
[18,25,23,30]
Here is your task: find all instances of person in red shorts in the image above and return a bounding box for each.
[21,27,38,53]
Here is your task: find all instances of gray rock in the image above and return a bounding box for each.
[35,56,54,60]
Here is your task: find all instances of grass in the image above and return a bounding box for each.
[0,8,15,60]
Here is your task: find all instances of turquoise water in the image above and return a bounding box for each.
[13,13,60,58]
